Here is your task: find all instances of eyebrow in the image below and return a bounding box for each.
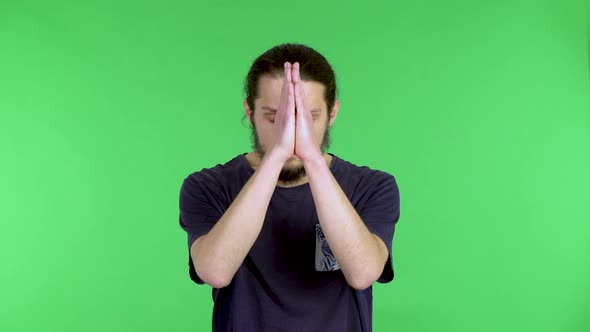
[261,106,322,113]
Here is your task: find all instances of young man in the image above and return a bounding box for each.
[179,43,401,332]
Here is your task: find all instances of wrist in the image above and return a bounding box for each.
[301,152,326,170]
[262,149,289,171]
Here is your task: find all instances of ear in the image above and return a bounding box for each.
[244,98,253,125]
[328,99,340,127]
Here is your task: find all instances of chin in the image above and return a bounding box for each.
[287,156,302,164]
[282,158,301,168]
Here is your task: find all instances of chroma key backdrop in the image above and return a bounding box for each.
[1,0,588,331]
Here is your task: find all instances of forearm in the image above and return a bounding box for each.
[192,152,284,288]
[303,156,386,290]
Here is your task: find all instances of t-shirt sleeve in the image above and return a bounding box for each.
[357,172,400,283]
[178,172,225,285]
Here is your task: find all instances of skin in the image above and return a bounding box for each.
[191,62,389,290]
[243,65,334,187]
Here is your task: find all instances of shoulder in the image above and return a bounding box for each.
[333,154,397,186]
[182,154,247,191]
[331,155,399,206]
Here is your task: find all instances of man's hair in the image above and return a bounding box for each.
[242,43,338,126]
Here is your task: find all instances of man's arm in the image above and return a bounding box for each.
[191,152,284,288]
[289,61,389,290]
[303,156,389,291]
[192,62,297,288]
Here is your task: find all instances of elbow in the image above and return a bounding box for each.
[192,254,232,288]
[197,266,232,289]
[347,266,382,290]
[349,279,374,291]
[191,236,232,288]
[207,276,231,289]
[347,273,377,291]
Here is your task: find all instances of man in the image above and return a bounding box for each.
[179,43,400,332]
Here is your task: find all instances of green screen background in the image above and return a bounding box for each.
[1,0,589,331]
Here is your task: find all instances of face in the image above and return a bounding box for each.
[245,73,338,184]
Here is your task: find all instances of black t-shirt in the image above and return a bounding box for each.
[179,152,400,332]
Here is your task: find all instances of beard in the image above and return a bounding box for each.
[249,120,332,185]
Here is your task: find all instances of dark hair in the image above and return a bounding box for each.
[242,43,338,126]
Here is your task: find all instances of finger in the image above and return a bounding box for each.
[287,75,295,120]
[292,62,299,83]
[293,66,302,109]
[277,62,292,121]
[292,63,309,110]
[282,62,291,96]
[293,63,304,99]
[296,64,308,102]
[294,81,311,123]
[285,62,292,83]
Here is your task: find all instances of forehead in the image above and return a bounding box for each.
[256,74,326,112]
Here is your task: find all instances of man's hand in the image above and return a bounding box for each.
[292,62,323,162]
[267,62,296,163]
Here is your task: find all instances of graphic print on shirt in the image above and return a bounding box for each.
[315,223,341,271]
